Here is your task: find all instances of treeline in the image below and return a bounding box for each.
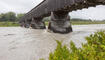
[71,18,105,22]
[71,18,92,21]
[0,12,25,22]
[0,12,105,22]
[44,17,105,22]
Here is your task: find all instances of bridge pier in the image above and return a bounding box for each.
[24,19,32,28]
[20,20,25,27]
[48,11,72,34]
[31,18,46,29]
[20,20,30,28]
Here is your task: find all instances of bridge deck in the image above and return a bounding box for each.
[21,0,105,21]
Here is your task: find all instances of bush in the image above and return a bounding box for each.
[48,31,105,60]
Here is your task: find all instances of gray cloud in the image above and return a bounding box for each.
[70,5,105,20]
[0,0,42,13]
[0,0,105,20]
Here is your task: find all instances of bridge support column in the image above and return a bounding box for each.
[20,21,25,27]
[24,19,32,28]
[20,19,31,28]
[31,18,46,29]
[48,11,72,34]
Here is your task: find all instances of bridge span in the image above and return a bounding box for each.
[20,0,105,34]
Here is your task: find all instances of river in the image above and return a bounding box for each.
[0,24,105,60]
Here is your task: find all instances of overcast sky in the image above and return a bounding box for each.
[0,0,105,20]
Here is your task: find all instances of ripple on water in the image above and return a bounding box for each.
[0,24,105,60]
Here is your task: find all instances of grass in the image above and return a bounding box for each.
[0,22,19,27]
[0,21,104,27]
[45,21,105,26]
[40,31,105,60]
[71,21,105,25]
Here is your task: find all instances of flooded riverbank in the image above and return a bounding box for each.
[0,24,105,60]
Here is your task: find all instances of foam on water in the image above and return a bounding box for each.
[0,24,105,60]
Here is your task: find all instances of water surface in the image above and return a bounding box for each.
[0,24,105,60]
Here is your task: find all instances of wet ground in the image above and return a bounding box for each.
[0,24,105,60]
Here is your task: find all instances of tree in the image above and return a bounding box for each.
[0,13,7,21]
[5,12,16,22]
[16,13,25,21]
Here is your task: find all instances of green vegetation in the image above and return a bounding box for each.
[71,18,105,25]
[45,21,105,26]
[0,12,105,27]
[71,21,105,25]
[0,20,104,27]
[40,31,105,60]
[0,12,24,27]
[0,12,24,22]
[45,18,105,25]
[0,22,19,27]
[39,58,45,60]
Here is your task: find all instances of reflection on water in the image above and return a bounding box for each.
[0,24,105,60]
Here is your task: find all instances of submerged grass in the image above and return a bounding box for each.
[40,31,105,60]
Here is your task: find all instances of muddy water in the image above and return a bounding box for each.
[0,24,105,60]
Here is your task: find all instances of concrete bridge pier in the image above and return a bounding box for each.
[31,18,46,29]
[24,19,32,28]
[20,21,25,27]
[48,11,72,34]
[20,20,30,28]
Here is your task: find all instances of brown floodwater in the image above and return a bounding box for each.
[0,24,105,60]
